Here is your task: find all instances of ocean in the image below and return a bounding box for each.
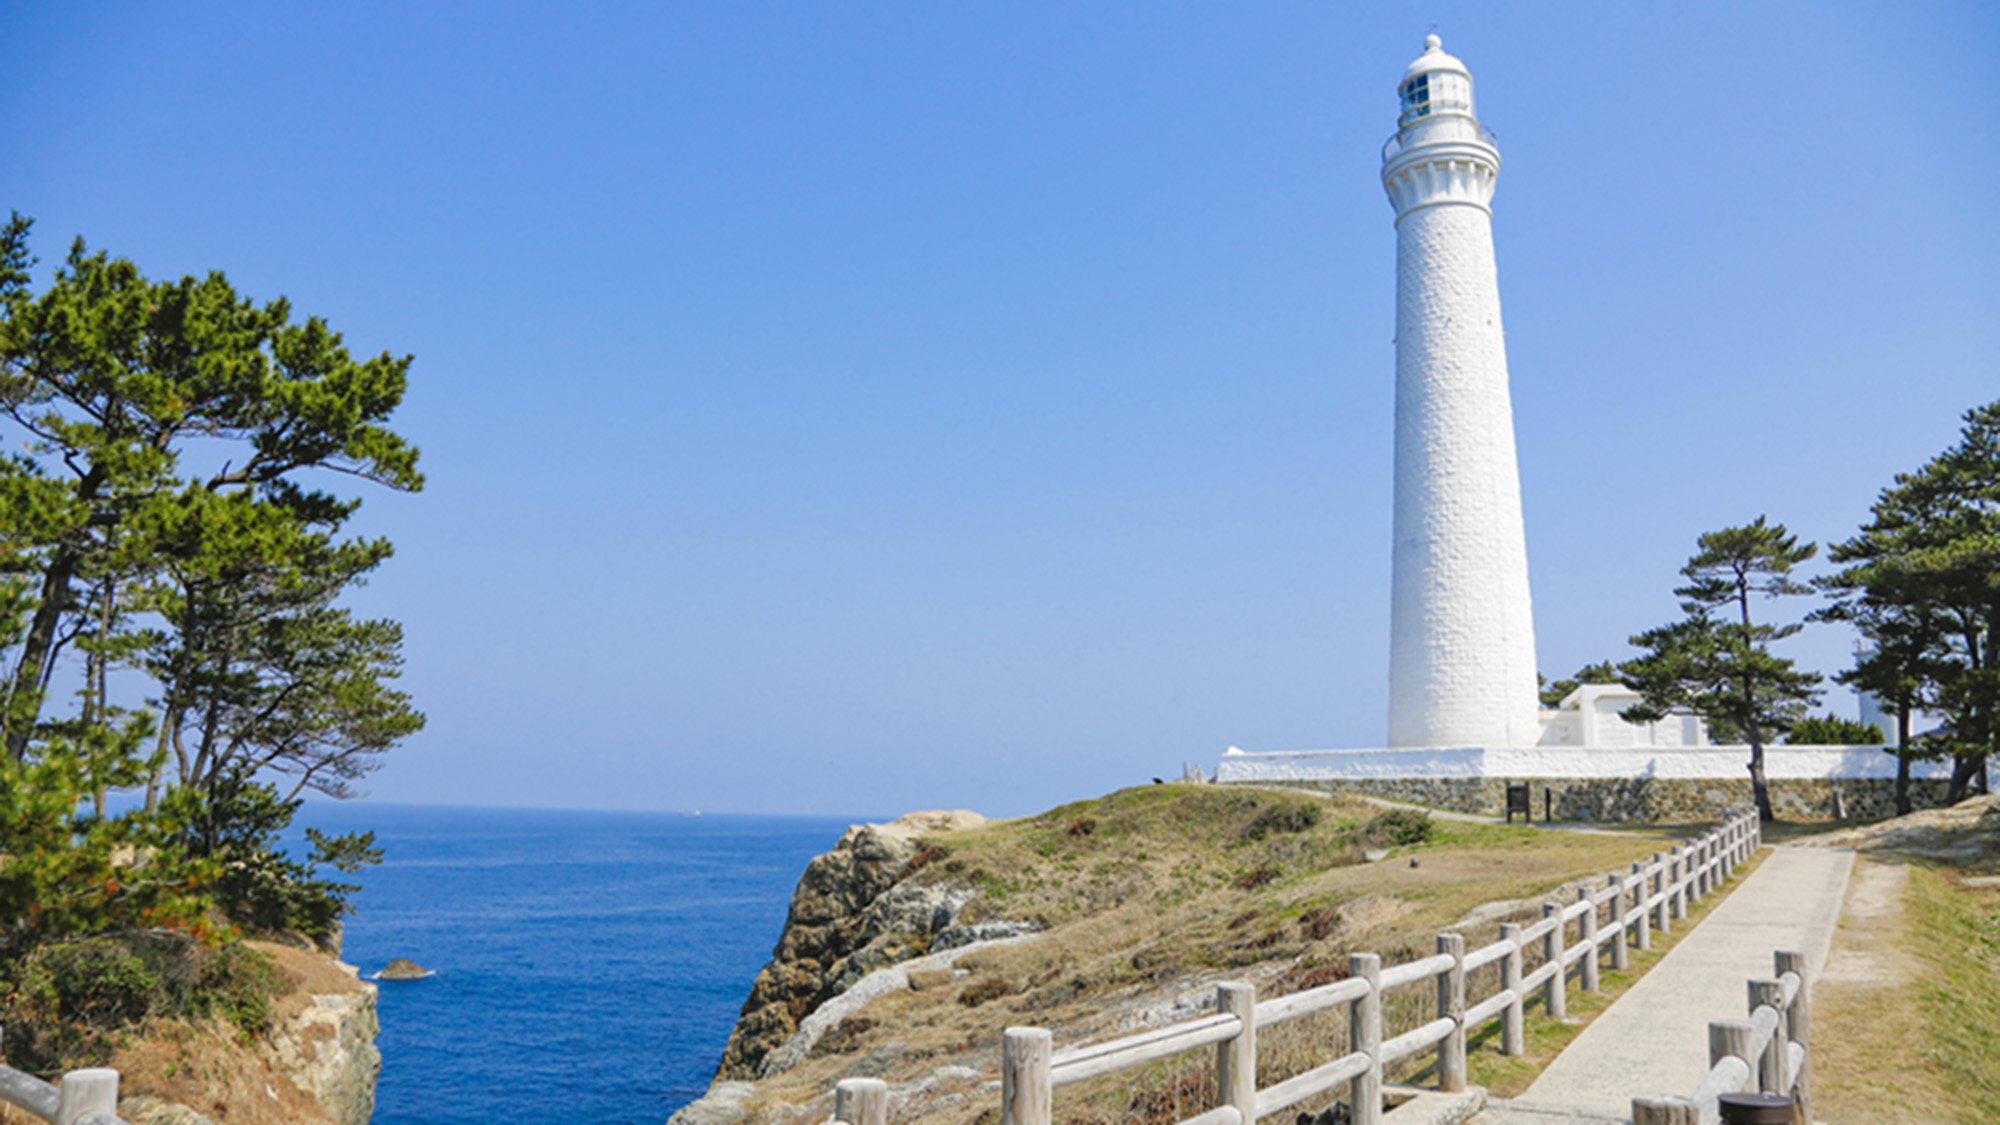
[291,803,862,1125]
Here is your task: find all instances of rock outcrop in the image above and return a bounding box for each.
[712,810,986,1080]
[262,964,381,1125]
[377,958,430,980]
[110,942,380,1125]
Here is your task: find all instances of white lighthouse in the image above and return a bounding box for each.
[1382,36,1542,749]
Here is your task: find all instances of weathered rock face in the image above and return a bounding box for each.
[712,811,984,1081]
[262,978,381,1125]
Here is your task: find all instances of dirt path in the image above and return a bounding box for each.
[1812,857,1950,1125]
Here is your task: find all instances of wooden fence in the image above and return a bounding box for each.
[1630,949,1813,1125]
[827,810,1764,1125]
[0,1030,126,1125]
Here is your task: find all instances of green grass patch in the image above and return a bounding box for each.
[1909,864,2000,1124]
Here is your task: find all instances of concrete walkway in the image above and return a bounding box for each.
[1472,845,1855,1124]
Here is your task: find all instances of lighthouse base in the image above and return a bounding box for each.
[1213,744,1953,823]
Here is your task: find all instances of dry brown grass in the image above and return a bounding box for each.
[1814,847,2000,1123]
[0,941,367,1125]
[725,784,1690,1125]
[1813,857,1952,1125]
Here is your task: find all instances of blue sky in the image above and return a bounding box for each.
[3,2,1995,818]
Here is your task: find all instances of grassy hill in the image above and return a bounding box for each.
[705,783,1686,1125]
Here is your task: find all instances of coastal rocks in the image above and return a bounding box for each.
[377,958,430,980]
[259,951,382,1125]
[712,811,986,1082]
[666,1080,758,1125]
[264,990,380,1125]
[932,921,1039,952]
[755,929,1039,1078]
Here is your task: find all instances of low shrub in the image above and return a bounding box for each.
[906,844,950,873]
[811,1015,878,1055]
[1234,864,1281,890]
[1297,906,1340,941]
[958,978,1013,1008]
[1364,809,1434,847]
[0,934,281,1074]
[1241,803,1322,841]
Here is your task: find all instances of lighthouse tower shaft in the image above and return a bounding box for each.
[1382,37,1541,748]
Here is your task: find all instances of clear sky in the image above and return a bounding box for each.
[3,2,1995,819]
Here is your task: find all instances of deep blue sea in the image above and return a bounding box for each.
[289,803,860,1125]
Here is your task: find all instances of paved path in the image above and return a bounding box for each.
[1471,845,1855,1124]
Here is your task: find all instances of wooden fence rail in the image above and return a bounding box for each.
[1630,947,1812,1125]
[827,810,1763,1125]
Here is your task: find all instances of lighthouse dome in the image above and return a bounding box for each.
[1398,35,1475,127]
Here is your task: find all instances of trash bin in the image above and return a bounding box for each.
[1717,1092,1794,1124]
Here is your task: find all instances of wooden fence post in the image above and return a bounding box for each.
[835,1078,889,1125]
[1350,952,1383,1125]
[1633,861,1652,952]
[1777,949,1814,1124]
[1671,846,1689,920]
[1631,1095,1700,1125]
[1749,979,1789,1094]
[1652,852,1671,936]
[1610,874,1629,970]
[1709,1019,1756,1093]
[54,1068,118,1125]
[1541,901,1566,1019]
[1437,933,1466,1092]
[1499,922,1524,1057]
[1216,982,1257,1123]
[1001,1027,1052,1125]
[1577,887,1599,993]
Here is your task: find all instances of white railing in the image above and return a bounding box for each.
[1630,947,1812,1125]
[0,1050,126,1125]
[826,811,1763,1125]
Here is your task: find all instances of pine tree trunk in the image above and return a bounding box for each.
[2,466,105,760]
[1947,753,1982,804]
[1746,735,1775,822]
[1894,708,1912,816]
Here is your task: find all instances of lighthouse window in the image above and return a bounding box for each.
[1400,75,1432,123]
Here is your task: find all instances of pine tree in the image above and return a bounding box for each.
[1622,517,1822,822]
[1821,401,2000,804]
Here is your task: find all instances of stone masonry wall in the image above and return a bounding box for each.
[1237,775,1958,822]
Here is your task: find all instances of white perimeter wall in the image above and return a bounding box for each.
[1216,745,1955,782]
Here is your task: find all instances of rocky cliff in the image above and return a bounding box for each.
[713,810,993,1081]
[110,941,380,1125]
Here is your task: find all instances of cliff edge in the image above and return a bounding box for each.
[98,942,378,1125]
[714,810,991,1080]
[671,784,1685,1125]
